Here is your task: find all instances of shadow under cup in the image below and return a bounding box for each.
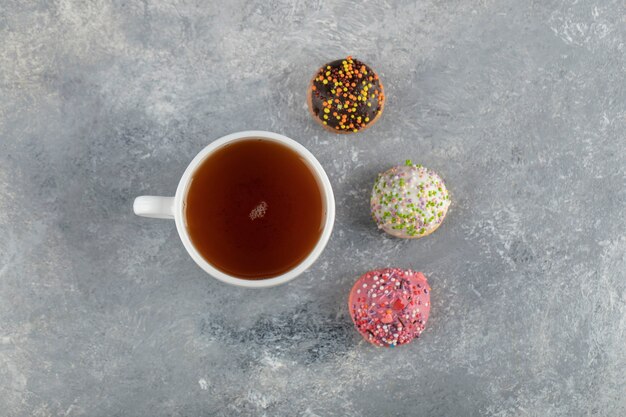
[182,137,332,281]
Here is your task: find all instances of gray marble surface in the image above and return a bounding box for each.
[1,1,625,416]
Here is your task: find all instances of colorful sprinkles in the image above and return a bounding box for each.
[308,56,384,133]
[348,268,431,347]
[370,161,450,238]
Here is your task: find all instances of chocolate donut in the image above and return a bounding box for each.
[307,56,384,133]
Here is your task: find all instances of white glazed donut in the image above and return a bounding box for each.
[370,161,451,239]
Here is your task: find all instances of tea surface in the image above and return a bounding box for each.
[184,139,324,279]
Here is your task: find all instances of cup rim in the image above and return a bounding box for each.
[173,131,335,288]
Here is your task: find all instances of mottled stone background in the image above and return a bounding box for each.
[1,1,625,416]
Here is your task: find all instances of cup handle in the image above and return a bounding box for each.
[133,196,175,219]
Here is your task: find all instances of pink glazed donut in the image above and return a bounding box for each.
[348,268,431,347]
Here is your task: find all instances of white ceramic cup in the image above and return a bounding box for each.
[133,131,335,288]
